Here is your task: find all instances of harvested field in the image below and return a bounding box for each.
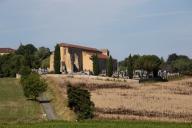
[45,75,192,122]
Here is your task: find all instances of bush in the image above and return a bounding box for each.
[20,73,47,100]
[67,83,94,120]
[19,66,31,77]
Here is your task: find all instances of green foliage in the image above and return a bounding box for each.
[172,58,192,75]
[0,44,51,77]
[160,57,165,69]
[91,54,100,75]
[9,55,25,74]
[20,73,47,100]
[36,47,51,61]
[0,54,25,77]
[19,66,31,77]
[166,53,192,75]
[106,56,113,77]
[16,44,37,55]
[32,47,51,68]
[1,120,191,128]
[16,44,51,69]
[135,55,161,77]
[119,54,140,71]
[120,53,192,77]
[41,57,50,68]
[67,83,94,120]
[0,54,12,76]
[0,78,43,123]
[167,53,179,64]
[120,54,162,77]
[127,54,133,79]
[54,44,61,74]
[16,44,38,68]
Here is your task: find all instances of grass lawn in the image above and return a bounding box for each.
[0,78,43,123]
[0,120,192,128]
[0,78,191,128]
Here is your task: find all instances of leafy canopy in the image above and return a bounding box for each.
[20,73,47,100]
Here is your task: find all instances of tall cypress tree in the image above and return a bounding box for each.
[107,56,113,77]
[54,44,61,74]
[91,54,100,76]
[127,54,133,79]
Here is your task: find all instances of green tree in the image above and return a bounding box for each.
[54,44,61,74]
[135,55,161,77]
[36,47,50,60]
[41,57,50,68]
[0,54,25,77]
[16,44,37,55]
[160,57,165,69]
[118,54,140,72]
[127,54,133,79]
[20,66,31,77]
[91,54,100,75]
[167,53,178,64]
[106,56,113,77]
[20,73,47,100]
[172,58,192,75]
[67,83,94,120]
[0,54,12,76]
[166,53,191,73]
[16,44,37,68]
[9,55,25,76]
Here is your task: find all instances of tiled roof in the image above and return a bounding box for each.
[0,48,15,53]
[60,42,101,53]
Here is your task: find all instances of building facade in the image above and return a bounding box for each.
[0,48,15,55]
[50,43,117,74]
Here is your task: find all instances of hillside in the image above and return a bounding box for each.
[0,78,44,123]
[45,75,192,122]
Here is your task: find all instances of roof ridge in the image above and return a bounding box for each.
[0,48,15,53]
[59,42,102,52]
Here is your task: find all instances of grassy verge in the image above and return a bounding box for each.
[0,120,191,128]
[44,77,76,121]
[0,78,44,123]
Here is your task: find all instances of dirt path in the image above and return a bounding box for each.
[38,95,58,120]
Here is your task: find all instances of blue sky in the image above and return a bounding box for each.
[0,0,192,60]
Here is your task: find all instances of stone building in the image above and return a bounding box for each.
[49,43,117,74]
[0,48,15,55]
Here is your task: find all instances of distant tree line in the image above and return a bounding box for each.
[119,53,192,78]
[0,44,51,77]
[166,53,192,75]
